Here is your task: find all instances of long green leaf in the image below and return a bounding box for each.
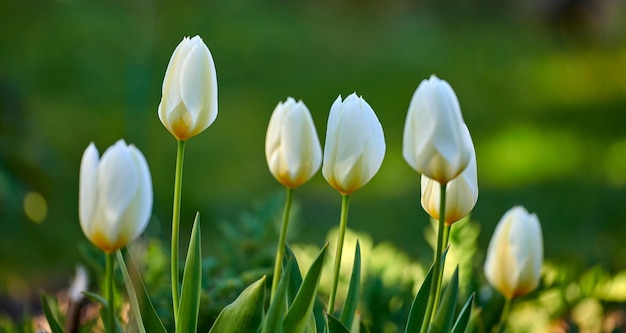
[262,261,292,333]
[340,241,361,328]
[327,314,350,333]
[404,264,434,333]
[283,244,328,333]
[176,213,202,333]
[429,267,459,333]
[116,250,167,333]
[451,293,475,333]
[40,292,65,333]
[284,244,303,306]
[209,276,266,333]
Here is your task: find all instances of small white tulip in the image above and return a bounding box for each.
[79,140,153,253]
[402,75,473,183]
[322,93,385,195]
[158,35,218,140]
[421,125,478,225]
[265,97,322,189]
[484,206,543,299]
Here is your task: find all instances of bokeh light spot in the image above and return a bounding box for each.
[23,191,47,223]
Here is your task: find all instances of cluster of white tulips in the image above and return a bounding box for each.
[45,34,544,333]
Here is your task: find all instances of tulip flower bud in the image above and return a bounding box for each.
[484,206,543,299]
[421,125,478,225]
[402,75,473,184]
[158,35,218,140]
[322,93,385,195]
[265,97,322,189]
[79,140,153,253]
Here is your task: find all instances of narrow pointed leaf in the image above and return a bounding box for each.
[209,276,266,333]
[451,293,475,333]
[176,213,202,333]
[306,310,317,333]
[285,244,303,306]
[116,251,167,333]
[429,267,459,333]
[312,293,327,333]
[262,261,292,333]
[327,314,350,333]
[340,241,361,328]
[404,264,434,333]
[40,293,65,333]
[349,312,361,333]
[283,244,328,333]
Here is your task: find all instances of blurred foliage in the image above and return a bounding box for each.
[1,0,626,326]
[4,194,626,331]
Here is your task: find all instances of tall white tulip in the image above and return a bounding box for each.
[265,97,322,189]
[421,125,478,225]
[322,93,385,195]
[158,35,218,140]
[79,140,153,253]
[402,75,473,184]
[484,206,543,299]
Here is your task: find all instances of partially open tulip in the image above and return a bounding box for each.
[265,97,322,189]
[421,125,478,225]
[402,75,473,184]
[158,35,218,140]
[79,140,153,253]
[484,206,543,299]
[322,93,385,195]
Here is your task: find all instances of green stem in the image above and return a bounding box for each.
[105,252,116,333]
[420,182,448,333]
[496,298,512,333]
[432,223,451,314]
[271,187,294,300]
[171,139,186,325]
[328,194,350,315]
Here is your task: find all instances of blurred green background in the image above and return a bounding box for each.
[1,0,626,317]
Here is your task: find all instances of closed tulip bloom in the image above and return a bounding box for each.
[421,125,478,225]
[322,93,385,195]
[79,140,153,253]
[402,75,473,184]
[484,206,543,299]
[265,97,322,188]
[158,35,218,140]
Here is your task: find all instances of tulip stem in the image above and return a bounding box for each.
[171,139,186,325]
[271,187,294,300]
[420,182,448,333]
[433,223,451,313]
[497,298,512,333]
[328,194,350,315]
[105,252,116,333]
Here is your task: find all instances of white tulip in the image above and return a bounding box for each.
[484,206,543,299]
[322,93,385,195]
[402,75,473,183]
[265,97,322,189]
[421,125,478,225]
[79,140,153,253]
[158,35,218,140]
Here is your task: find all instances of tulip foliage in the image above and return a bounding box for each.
[41,35,549,333]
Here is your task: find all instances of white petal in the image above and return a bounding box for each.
[79,143,99,234]
[179,36,218,134]
[161,37,192,115]
[322,95,344,181]
[97,140,139,236]
[121,145,153,241]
